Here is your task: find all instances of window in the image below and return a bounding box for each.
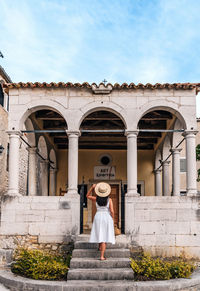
[99,154,112,166]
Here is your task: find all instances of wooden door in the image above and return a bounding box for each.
[110,185,119,227]
[92,184,119,227]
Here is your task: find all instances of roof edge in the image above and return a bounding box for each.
[3,82,197,90]
[0,66,12,83]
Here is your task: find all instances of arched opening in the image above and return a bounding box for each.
[137,109,185,196]
[21,109,68,196]
[79,110,126,234]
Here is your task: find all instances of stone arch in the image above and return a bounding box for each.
[136,103,187,130]
[155,149,162,169]
[37,136,48,196]
[78,103,127,129]
[172,118,184,148]
[16,100,68,130]
[162,136,171,160]
[24,118,36,147]
[38,136,48,159]
[49,148,57,168]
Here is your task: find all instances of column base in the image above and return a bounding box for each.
[186,189,198,196]
[7,190,21,197]
[65,190,79,197]
[172,192,180,196]
[126,191,140,197]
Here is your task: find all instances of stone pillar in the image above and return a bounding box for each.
[170,148,182,196]
[7,131,21,196]
[154,169,162,196]
[27,147,37,196]
[162,160,170,196]
[49,168,57,196]
[66,130,80,195]
[40,159,49,196]
[125,130,139,196]
[183,131,198,196]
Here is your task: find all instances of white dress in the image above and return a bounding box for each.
[89,198,115,244]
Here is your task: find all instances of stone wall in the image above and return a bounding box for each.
[126,196,200,258]
[0,106,8,196]
[1,195,200,259]
[0,195,80,252]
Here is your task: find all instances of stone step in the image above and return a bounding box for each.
[74,241,128,249]
[67,268,134,281]
[66,280,135,291]
[0,250,13,266]
[70,257,130,269]
[72,248,130,258]
[76,234,90,242]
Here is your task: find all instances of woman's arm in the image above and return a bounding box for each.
[86,184,96,201]
[109,198,114,220]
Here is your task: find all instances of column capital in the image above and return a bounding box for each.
[27,146,37,153]
[125,129,139,137]
[7,130,22,137]
[170,148,182,154]
[161,160,170,166]
[40,159,49,164]
[50,167,57,173]
[154,168,162,174]
[182,130,198,138]
[66,130,81,137]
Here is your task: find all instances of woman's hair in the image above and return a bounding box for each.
[96,195,109,206]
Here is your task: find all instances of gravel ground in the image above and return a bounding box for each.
[0,283,10,290]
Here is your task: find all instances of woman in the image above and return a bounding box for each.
[86,182,115,260]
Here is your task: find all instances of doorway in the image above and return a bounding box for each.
[92,184,119,227]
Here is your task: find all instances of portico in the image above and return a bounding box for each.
[1,81,200,257]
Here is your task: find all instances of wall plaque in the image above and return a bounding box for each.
[94,166,116,180]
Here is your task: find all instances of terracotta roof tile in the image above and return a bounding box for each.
[3,82,198,90]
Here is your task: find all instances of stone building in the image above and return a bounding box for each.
[0,66,11,195]
[1,75,200,258]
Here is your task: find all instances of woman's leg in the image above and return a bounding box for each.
[98,243,102,251]
[100,242,106,260]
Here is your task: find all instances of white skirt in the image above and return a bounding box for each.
[89,211,115,244]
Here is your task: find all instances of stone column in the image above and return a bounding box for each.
[162,160,170,196]
[66,130,80,195]
[183,131,198,196]
[154,169,162,196]
[40,159,49,196]
[49,168,57,196]
[27,147,37,196]
[7,131,21,196]
[170,148,182,196]
[125,130,139,196]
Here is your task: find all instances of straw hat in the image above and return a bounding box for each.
[95,182,111,197]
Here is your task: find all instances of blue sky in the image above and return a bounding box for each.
[1,0,200,113]
[1,0,200,84]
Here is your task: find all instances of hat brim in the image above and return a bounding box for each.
[95,183,111,197]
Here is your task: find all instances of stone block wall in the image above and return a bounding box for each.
[0,195,80,253]
[126,196,200,258]
[0,106,8,196]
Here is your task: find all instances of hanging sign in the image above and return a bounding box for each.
[94,166,116,180]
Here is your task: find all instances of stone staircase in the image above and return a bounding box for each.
[67,235,134,290]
